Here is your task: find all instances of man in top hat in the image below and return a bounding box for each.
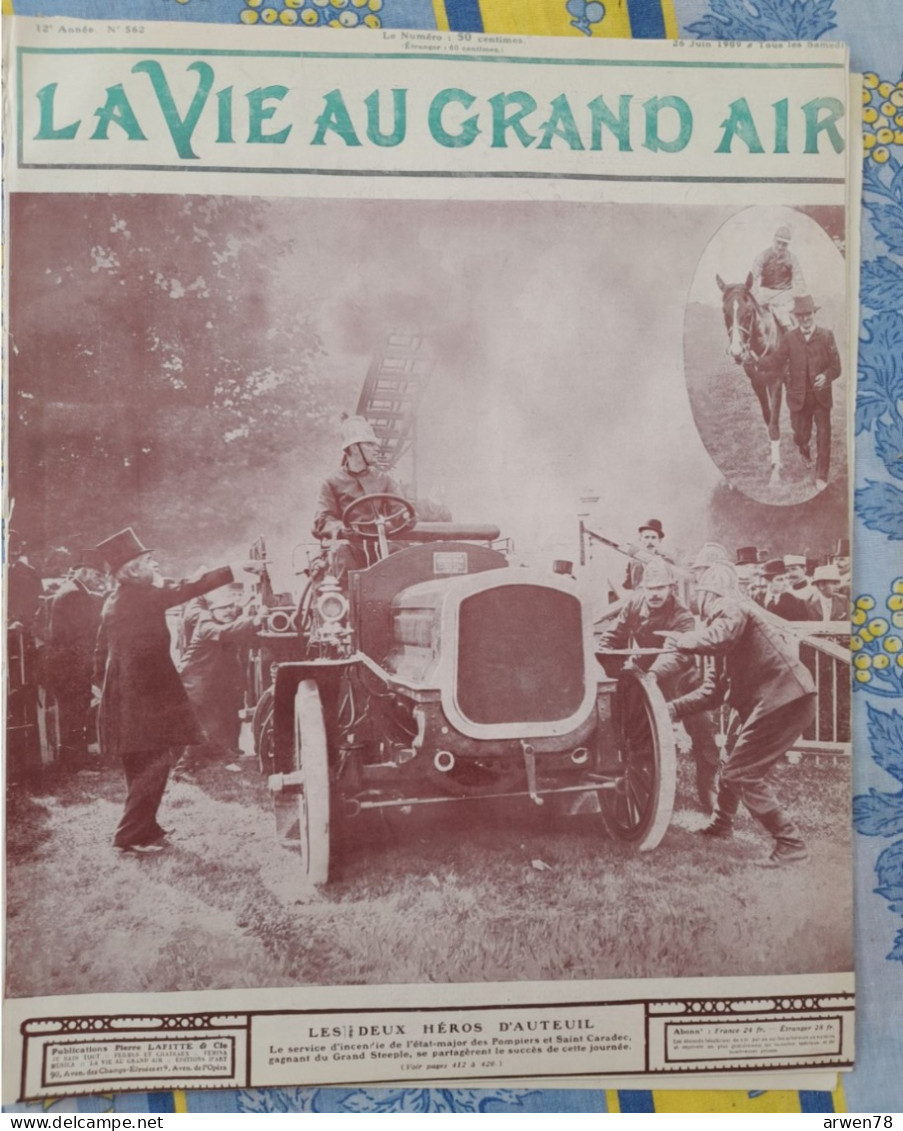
[773,294,842,490]
[783,554,821,621]
[663,562,816,866]
[599,558,720,811]
[312,415,410,580]
[832,537,851,595]
[760,558,813,622]
[812,564,849,622]
[178,583,266,764]
[751,225,807,329]
[622,519,675,592]
[92,528,244,854]
[46,549,106,768]
[735,546,759,598]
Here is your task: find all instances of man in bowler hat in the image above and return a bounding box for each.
[92,528,238,854]
[622,519,674,592]
[774,294,842,490]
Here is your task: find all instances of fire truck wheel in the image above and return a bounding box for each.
[292,679,332,885]
[600,670,676,851]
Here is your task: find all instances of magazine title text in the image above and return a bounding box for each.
[32,61,846,161]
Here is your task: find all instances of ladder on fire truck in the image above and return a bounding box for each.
[356,331,434,477]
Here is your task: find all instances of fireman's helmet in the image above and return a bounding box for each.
[696,563,740,598]
[341,415,379,450]
[641,558,673,589]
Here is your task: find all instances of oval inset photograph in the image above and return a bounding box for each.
[684,206,847,506]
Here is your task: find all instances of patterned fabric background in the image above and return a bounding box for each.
[3,0,901,1115]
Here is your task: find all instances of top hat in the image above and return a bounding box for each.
[72,547,105,571]
[774,225,792,243]
[792,295,819,317]
[736,546,759,567]
[552,560,574,576]
[638,519,664,538]
[95,527,149,574]
[762,558,786,580]
[341,415,379,450]
[833,538,851,558]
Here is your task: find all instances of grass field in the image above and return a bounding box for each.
[6,742,852,998]
[684,303,848,506]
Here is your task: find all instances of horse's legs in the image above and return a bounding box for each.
[767,375,783,444]
[745,363,771,427]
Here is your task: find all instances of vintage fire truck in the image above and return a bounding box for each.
[248,493,676,885]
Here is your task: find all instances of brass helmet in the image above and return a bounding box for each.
[696,563,740,598]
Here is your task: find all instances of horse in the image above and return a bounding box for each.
[716,272,786,479]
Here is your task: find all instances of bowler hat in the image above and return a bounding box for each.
[638,519,664,538]
[95,527,149,574]
[774,225,792,243]
[736,546,758,567]
[792,295,819,317]
[762,558,785,580]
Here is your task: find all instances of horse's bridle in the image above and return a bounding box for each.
[727,297,766,364]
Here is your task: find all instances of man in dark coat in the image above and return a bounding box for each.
[761,559,813,622]
[47,554,105,767]
[621,519,674,592]
[665,563,816,866]
[179,584,264,760]
[783,554,822,621]
[774,294,842,489]
[599,557,720,810]
[811,564,849,621]
[92,528,235,854]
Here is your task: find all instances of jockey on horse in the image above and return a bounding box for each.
[750,225,807,332]
[716,226,807,480]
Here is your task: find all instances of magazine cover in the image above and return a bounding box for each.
[3,19,855,1100]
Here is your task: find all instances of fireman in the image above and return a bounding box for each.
[311,415,409,581]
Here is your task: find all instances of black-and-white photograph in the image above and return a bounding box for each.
[685,205,847,506]
[6,193,852,1001]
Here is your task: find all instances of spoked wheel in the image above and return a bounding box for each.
[273,680,332,885]
[252,685,275,775]
[600,670,676,851]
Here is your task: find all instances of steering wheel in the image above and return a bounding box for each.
[341,493,417,541]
